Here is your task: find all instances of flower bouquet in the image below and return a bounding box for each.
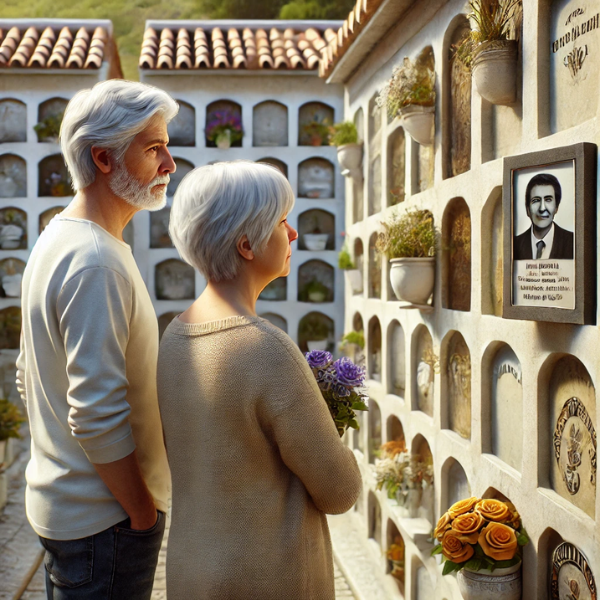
[305,350,368,437]
[386,538,405,580]
[205,110,243,148]
[431,496,529,575]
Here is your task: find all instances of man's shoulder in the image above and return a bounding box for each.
[554,223,574,240]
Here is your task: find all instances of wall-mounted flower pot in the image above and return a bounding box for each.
[337,143,363,183]
[472,40,518,105]
[344,269,363,294]
[399,105,435,146]
[307,340,328,351]
[389,257,435,305]
[457,560,522,600]
[216,130,232,149]
[303,233,329,251]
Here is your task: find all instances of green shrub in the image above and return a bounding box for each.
[329,121,358,146]
[338,245,356,270]
[341,330,365,350]
[0,398,25,442]
[376,208,437,259]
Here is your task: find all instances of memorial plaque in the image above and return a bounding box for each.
[551,542,596,600]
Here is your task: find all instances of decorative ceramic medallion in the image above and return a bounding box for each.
[553,397,597,495]
[551,542,596,600]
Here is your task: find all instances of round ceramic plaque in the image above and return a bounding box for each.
[551,542,596,600]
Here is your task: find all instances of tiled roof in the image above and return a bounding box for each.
[139,23,338,71]
[0,23,110,69]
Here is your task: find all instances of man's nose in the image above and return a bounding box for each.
[161,148,176,174]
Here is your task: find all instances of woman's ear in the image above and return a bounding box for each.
[91,146,112,175]
[237,235,255,261]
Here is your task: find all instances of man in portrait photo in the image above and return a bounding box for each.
[513,172,574,260]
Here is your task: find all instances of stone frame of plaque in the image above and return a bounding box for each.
[551,542,597,599]
[502,142,597,324]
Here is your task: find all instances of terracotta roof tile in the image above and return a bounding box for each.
[139,23,331,71]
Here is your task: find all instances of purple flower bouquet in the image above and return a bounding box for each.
[305,350,369,437]
[205,109,243,145]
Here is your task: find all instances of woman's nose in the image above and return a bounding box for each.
[287,223,298,242]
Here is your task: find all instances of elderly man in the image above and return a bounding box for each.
[16,80,177,599]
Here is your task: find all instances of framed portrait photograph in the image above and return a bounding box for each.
[503,143,597,324]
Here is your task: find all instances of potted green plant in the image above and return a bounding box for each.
[329,121,363,183]
[300,279,329,303]
[338,243,363,294]
[456,0,521,105]
[339,330,365,351]
[303,318,330,351]
[377,56,436,145]
[301,118,330,146]
[0,398,25,510]
[303,216,329,251]
[34,112,63,143]
[376,208,437,306]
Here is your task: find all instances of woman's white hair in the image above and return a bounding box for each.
[60,80,179,190]
[170,161,295,282]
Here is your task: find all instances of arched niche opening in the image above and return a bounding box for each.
[352,107,365,223]
[205,100,242,147]
[481,186,503,316]
[297,311,334,354]
[155,259,195,300]
[342,312,365,368]
[388,126,405,205]
[297,209,335,251]
[167,158,194,197]
[367,490,382,547]
[368,92,382,143]
[150,206,173,249]
[387,320,406,397]
[158,311,179,340]
[368,233,382,299]
[442,331,471,439]
[412,325,435,417]
[259,277,287,301]
[36,97,68,143]
[39,206,64,235]
[0,99,26,143]
[368,93,382,216]
[442,197,471,311]
[368,399,382,464]
[352,319,365,451]
[353,238,364,294]
[413,560,434,600]
[256,157,288,178]
[386,520,405,592]
[38,154,72,197]
[259,312,288,333]
[483,342,523,472]
[298,158,334,199]
[0,258,25,299]
[298,101,334,146]
[367,316,382,382]
[297,260,334,303]
[0,154,27,198]
[537,527,564,598]
[0,208,27,250]
[539,354,596,519]
[411,434,435,522]
[441,457,470,512]
[0,306,21,349]
[253,101,288,147]
[413,46,435,193]
[444,16,471,179]
[386,415,405,447]
[168,100,196,146]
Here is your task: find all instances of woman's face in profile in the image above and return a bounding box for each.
[259,213,298,280]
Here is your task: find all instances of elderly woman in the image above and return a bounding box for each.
[158,161,362,599]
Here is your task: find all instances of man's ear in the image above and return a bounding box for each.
[91,147,112,175]
[237,235,254,261]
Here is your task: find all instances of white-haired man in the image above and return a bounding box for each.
[16,80,177,599]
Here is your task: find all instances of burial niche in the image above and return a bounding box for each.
[415,563,435,600]
[386,520,405,591]
[0,208,27,250]
[259,313,288,333]
[297,311,334,353]
[414,47,435,193]
[158,311,179,340]
[0,258,25,298]
[256,157,288,178]
[38,154,72,197]
[412,325,435,417]
[443,457,470,511]
[155,259,195,300]
[297,209,334,251]
[538,528,564,598]
[0,154,26,198]
[342,312,365,367]
[388,320,406,397]
[481,187,503,316]
[368,316,382,382]
[205,100,242,147]
[551,541,596,600]
[368,491,382,546]
[0,99,26,143]
[548,355,596,518]
[353,108,365,223]
[0,306,21,349]
[411,434,435,523]
[298,101,334,146]
[36,98,68,143]
[443,331,471,439]
[387,415,406,446]
[368,399,382,463]
[259,277,286,301]
[368,93,382,216]
[388,126,405,205]
[368,233,381,299]
[168,100,195,146]
[354,238,364,294]
[253,101,288,147]
[298,158,334,199]
[442,197,471,311]
[39,206,64,235]
[150,206,173,248]
[167,158,194,197]
[297,260,334,303]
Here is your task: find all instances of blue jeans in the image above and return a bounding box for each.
[39,510,166,600]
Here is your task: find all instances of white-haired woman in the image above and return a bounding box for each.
[158,161,362,600]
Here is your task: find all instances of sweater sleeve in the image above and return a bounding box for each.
[56,266,136,464]
[261,334,362,515]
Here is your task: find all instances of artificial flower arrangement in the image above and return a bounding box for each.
[386,538,405,580]
[301,118,331,146]
[205,109,243,147]
[305,350,368,437]
[431,496,529,575]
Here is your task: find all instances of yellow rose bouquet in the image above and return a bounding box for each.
[430,497,529,575]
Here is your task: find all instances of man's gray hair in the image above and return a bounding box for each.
[170,161,295,282]
[60,80,179,190]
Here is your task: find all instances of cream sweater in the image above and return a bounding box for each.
[158,316,362,600]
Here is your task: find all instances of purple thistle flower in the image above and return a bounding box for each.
[333,357,366,388]
[305,350,333,370]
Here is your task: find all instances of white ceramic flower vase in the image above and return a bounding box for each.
[216,130,232,149]
[344,269,363,294]
[336,143,363,183]
[303,233,329,251]
[2,273,22,297]
[389,257,435,305]
[400,105,435,145]
[457,561,522,600]
[307,340,328,352]
[308,290,327,303]
[472,40,518,105]
[0,225,23,250]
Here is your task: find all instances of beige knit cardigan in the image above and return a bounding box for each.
[157,316,362,600]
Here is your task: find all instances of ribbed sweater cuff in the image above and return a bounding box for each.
[82,432,136,464]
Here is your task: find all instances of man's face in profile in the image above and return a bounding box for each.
[527,184,558,232]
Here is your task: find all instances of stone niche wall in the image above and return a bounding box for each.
[386,519,405,594]
[168,100,195,147]
[414,562,434,600]
[37,98,68,143]
[413,46,435,193]
[388,125,405,205]
[387,320,406,396]
[481,186,503,316]
[150,206,173,249]
[353,238,364,294]
[155,259,195,301]
[0,258,25,299]
[253,101,288,147]
[298,158,334,199]
[368,233,381,299]
[442,457,470,510]
[368,316,382,382]
[442,197,471,311]
[0,207,27,250]
[368,93,382,215]
[0,99,26,143]
[298,101,334,146]
[297,259,334,303]
[0,154,26,198]
[353,108,365,223]
[168,158,194,197]
[297,311,334,353]
[38,154,72,197]
[205,100,242,147]
[368,399,382,463]
[412,325,435,417]
[368,490,382,546]
[297,209,335,250]
[442,331,471,439]
[259,277,287,301]
[387,414,405,445]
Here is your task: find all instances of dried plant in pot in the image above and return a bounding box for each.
[376,208,437,308]
[338,243,363,295]
[329,121,363,183]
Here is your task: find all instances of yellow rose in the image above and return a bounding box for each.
[433,512,452,541]
[441,531,474,563]
[448,496,479,518]
[475,499,511,523]
[478,522,518,561]
[450,511,485,544]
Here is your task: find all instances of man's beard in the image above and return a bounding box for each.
[108,161,170,211]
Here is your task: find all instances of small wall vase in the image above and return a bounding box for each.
[389,257,435,306]
[457,561,522,600]
[307,340,328,351]
[303,233,329,251]
[399,105,435,145]
[472,40,518,105]
[344,269,363,295]
[336,143,363,183]
[216,130,232,149]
